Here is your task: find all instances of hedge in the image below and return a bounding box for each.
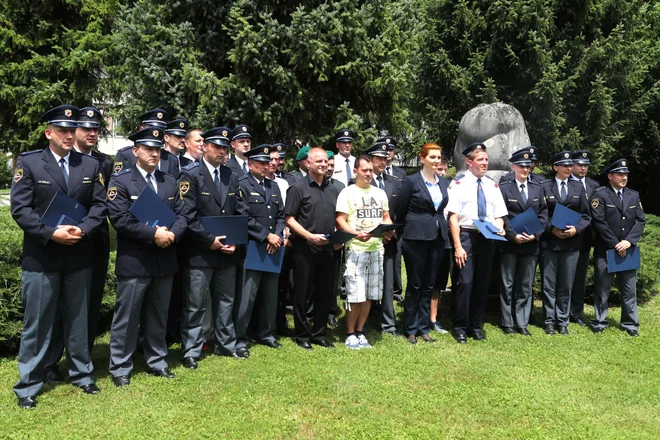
[0,207,658,352]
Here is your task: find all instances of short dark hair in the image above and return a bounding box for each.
[354,155,372,169]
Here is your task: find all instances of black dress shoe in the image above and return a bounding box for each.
[544,324,556,335]
[79,383,100,394]
[558,325,569,335]
[312,338,334,348]
[236,347,250,358]
[45,367,65,384]
[113,375,130,387]
[502,327,515,335]
[626,329,639,337]
[592,326,604,334]
[407,335,417,344]
[420,334,436,343]
[182,357,199,369]
[296,340,313,350]
[262,340,283,349]
[518,328,532,337]
[470,330,486,341]
[327,316,339,329]
[148,367,175,378]
[453,331,467,344]
[17,396,37,409]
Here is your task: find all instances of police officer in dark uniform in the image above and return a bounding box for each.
[272,142,287,179]
[178,126,248,367]
[498,149,548,335]
[164,118,191,169]
[366,142,402,335]
[113,109,179,176]
[227,124,252,176]
[590,159,645,336]
[107,126,188,386]
[235,144,286,352]
[569,150,600,325]
[499,146,546,184]
[540,151,591,335]
[11,105,106,408]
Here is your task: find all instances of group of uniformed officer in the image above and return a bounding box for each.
[9,104,646,409]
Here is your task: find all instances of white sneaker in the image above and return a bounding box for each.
[345,334,361,350]
[357,333,372,349]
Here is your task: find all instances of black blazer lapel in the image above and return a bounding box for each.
[154,171,167,199]
[416,173,435,209]
[67,152,83,195]
[42,149,68,192]
[131,167,147,195]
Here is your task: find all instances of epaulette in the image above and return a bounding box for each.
[499,180,514,186]
[19,149,42,156]
[117,145,133,152]
[238,175,248,181]
[484,174,494,181]
[390,174,402,181]
[527,180,541,187]
[624,187,639,194]
[182,162,199,171]
[453,173,465,181]
[593,186,607,193]
[92,149,109,159]
[114,168,131,176]
[161,149,175,158]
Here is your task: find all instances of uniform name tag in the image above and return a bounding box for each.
[168,197,174,200]
[37,180,51,184]
[228,192,235,196]
[629,206,636,209]
[251,192,260,196]
[548,196,555,199]
[201,191,210,195]
[508,199,518,202]
[572,195,579,198]
[131,195,138,200]
[533,198,539,201]
[606,204,615,207]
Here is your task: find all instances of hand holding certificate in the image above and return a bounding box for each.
[129,187,176,228]
[473,219,507,241]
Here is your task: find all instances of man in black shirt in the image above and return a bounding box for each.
[285,147,340,350]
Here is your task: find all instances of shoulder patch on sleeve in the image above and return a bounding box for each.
[13,168,23,182]
[107,187,118,201]
[591,198,599,209]
[179,181,190,195]
[113,162,124,173]
[182,162,199,171]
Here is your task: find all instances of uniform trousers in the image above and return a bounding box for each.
[592,252,639,331]
[499,253,538,329]
[292,243,334,343]
[236,269,279,349]
[570,247,591,320]
[181,265,237,358]
[380,251,396,333]
[452,230,494,334]
[109,276,172,377]
[541,249,579,326]
[402,238,444,336]
[393,238,403,297]
[14,269,94,398]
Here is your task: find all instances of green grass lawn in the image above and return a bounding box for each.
[1,297,659,439]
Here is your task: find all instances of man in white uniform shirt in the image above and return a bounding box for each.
[332,128,356,187]
[446,141,508,344]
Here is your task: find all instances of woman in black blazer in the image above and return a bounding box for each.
[394,143,449,344]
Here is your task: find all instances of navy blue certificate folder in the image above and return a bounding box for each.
[245,240,285,273]
[473,219,507,241]
[129,187,176,229]
[510,208,544,236]
[368,223,401,238]
[201,215,249,245]
[40,190,88,228]
[607,247,641,273]
[327,230,357,246]
[551,203,581,230]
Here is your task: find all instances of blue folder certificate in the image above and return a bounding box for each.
[606,247,641,273]
[245,240,285,273]
[129,187,177,228]
[40,190,88,228]
[551,203,581,230]
[201,215,249,245]
[473,219,507,241]
[510,208,544,236]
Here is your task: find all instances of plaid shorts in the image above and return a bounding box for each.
[344,248,384,303]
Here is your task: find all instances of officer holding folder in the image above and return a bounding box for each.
[235,144,286,352]
[107,126,188,386]
[178,126,249,366]
[498,149,548,335]
[590,159,645,336]
[540,151,591,335]
[11,105,106,408]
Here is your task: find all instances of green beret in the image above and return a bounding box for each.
[326,150,335,159]
[296,146,311,161]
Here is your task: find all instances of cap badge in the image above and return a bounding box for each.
[64,109,72,118]
[222,130,228,137]
[264,147,269,153]
[87,110,94,118]
[179,122,185,128]
[385,139,391,144]
[529,148,535,154]
[564,153,569,158]
[382,145,387,150]
[277,145,282,151]
[157,112,163,119]
[582,152,587,157]
[622,161,626,166]
[242,126,247,132]
[153,130,159,137]
[524,153,529,159]
[344,131,348,136]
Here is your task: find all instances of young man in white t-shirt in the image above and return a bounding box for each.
[336,156,393,349]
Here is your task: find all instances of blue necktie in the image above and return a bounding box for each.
[560,181,567,202]
[377,175,384,190]
[520,183,527,205]
[59,158,69,189]
[345,158,351,182]
[617,190,623,201]
[146,173,156,192]
[477,178,487,221]
[242,161,247,175]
